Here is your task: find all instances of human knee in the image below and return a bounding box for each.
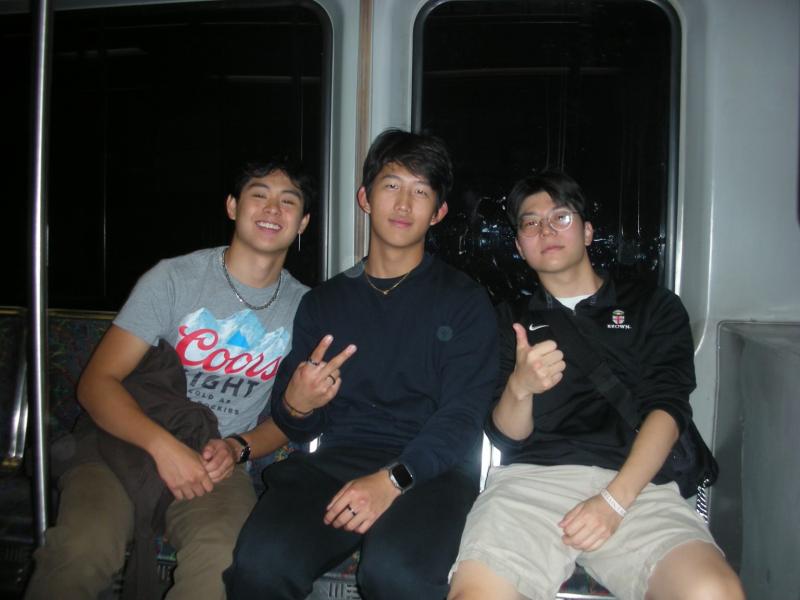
[224,529,302,599]
[682,570,745,600]
[358,551,446,600]
[44,520,127,571]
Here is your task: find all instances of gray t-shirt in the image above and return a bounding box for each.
[114,246,308,437]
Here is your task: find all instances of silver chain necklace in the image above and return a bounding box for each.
[220,248,282,311]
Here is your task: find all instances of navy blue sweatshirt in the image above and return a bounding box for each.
[272,254,499,486]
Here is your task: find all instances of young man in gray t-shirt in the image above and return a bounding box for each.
[26,160,313,600]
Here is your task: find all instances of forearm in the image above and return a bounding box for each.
[238,417,289,459]
[605,409,679,508]
[77,372,173,456]
[491,373,535,441]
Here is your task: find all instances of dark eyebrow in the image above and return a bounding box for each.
[244,181,301,199]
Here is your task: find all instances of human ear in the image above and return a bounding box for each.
[584,221,594,246]
[297,213,310,235]
[356,187,370,214]
[226,195,237,221]
[430,202,449,225]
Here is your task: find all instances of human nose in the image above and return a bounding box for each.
[394,189,411,213]
[263,196,280,213]
[540,217,557,236]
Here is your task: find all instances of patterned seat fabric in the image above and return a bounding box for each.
[0,309,615,599]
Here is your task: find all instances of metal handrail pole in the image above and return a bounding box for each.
[29,0,54,546]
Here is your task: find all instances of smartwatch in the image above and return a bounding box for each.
[385,462,414,494]
[226,434,251,464]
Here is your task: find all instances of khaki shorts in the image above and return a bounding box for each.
[450,464,719,600]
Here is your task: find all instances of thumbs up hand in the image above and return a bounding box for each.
[507,323,566,398]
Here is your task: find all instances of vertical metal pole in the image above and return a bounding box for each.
[29,0,54,545]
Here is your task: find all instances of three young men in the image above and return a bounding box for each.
[25,160,313,600]
[448,171,744,600]
[224,129,499,599]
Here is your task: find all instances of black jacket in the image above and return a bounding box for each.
[487,275,695,481]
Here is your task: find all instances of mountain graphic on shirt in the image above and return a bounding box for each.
[179,307,289,363]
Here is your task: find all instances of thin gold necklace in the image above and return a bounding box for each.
[364,269,412,296]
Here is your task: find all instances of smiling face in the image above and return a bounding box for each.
[357,162,448,255]
[226,169,310,257]
[515,191,593,278]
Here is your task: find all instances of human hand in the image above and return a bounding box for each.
[559,494,624,551]
[507,323,565,397]
[323,470,401,534]
[202,438,238,483]
[283,334,357,416]
[151,436,214,500]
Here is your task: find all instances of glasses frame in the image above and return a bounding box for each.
[517,207,578,238]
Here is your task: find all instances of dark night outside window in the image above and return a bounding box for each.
[415,0,677,304]
[1,2,328,311]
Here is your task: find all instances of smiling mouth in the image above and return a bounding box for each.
[256,221,281,231]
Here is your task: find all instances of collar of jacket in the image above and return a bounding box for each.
[527,270,616,312]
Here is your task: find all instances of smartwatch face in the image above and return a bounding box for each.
[391,464,414,489]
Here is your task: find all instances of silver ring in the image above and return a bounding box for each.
[327,374,337,386]
[307,359,321,366]
[346,504,357,517]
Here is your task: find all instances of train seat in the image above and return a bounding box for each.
[1,309,708,599]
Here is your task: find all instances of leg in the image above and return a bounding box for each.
[224,453,361,600]
[578,471,740,600]
[448,560,525,600]
[356,468,475,600]
[163,465,256,600]
[25,462,134,600]
[448,464,585,600]
[645,541,745,600]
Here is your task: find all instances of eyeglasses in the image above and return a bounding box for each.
[517,207,577,238]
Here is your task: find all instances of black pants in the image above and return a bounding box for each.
[223,447,478,600]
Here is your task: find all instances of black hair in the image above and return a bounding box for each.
[232,159,315,215]
[361,129,453,209]
[505,169,589,229]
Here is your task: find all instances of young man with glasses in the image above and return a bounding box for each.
[448,170,744,600]
[224,129,499,600]
[26,160,313,600]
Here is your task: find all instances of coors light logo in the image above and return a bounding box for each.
[176,308,289,382]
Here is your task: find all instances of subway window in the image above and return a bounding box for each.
[1,1,329,311]
[414,0,678,304]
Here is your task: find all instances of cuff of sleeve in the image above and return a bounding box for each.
[272,396,322,441]
[485,413,533,450]
[643,402,689,434]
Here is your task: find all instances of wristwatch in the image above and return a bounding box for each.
[385,462,414,494]
[226,434,251,464]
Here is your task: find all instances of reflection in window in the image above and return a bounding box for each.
[1,2,328,310]
[415,0,676,303]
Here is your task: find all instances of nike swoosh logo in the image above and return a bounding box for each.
[528,324,549,332]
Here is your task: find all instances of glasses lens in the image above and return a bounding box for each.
[519,217,543,237]
[550,209,573,231]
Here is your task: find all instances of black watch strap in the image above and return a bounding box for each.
[226,434,251,464]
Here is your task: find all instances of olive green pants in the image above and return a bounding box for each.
[25,461,256,600]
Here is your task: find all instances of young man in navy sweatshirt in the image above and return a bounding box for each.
[225,129,499,600]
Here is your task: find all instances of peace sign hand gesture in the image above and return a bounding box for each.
[282,334,357,417]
